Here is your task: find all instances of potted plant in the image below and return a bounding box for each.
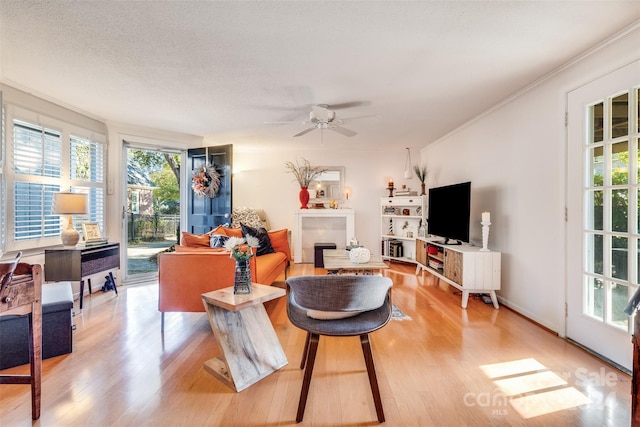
[413,164,428,196]
[285,158,327,209]
[224,235,260,294]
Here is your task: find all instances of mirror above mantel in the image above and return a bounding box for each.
[309,166,345,206]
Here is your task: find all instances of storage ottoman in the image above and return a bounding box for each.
[314,243,337,268]
[0,281,74,369]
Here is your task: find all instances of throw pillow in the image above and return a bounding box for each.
[240,223,275,256]
[267,229,291,260]
[210,225,227,236]
[306,309,364,320]
[210,234,229,248]
[224,226,243,238]
[231,207,264,229]
[181,232,211,247]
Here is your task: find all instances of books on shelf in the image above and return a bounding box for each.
[394,190,417,196]
[428,259,444,270]
[382,239,404,258]
[77,239,108,247]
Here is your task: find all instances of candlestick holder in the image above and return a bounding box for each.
[480,220,491,251]
[387,186,395,197]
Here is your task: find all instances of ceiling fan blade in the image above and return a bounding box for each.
[329,126,357,137]
[293,127,317,137]
[328,101,371,110]
[264,120,307,125]
[339,114,377,122]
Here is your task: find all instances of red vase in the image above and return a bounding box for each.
[299,187,310,209]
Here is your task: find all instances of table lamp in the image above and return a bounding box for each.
[52,192,87,246]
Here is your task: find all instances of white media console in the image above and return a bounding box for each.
[415,237,501,309]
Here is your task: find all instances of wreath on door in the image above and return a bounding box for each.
[191,164,221,198]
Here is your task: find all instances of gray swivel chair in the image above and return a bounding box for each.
[286,274,393,423]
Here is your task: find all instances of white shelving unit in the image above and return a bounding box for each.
[380,195,426,264]
[415,237,501,309]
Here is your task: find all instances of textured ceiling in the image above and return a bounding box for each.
[1,1,639,151]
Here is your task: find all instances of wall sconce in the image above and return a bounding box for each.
[403,147,413,179]
[52,192,88,246]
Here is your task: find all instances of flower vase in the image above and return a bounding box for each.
[420,183,426,196]
[233,259,252,294]
[299,187,310,209]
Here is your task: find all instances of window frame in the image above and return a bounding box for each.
[4,104,106,252]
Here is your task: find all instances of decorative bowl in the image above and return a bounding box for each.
[349,247,371,264]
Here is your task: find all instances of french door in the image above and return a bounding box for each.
[567,60,640,371]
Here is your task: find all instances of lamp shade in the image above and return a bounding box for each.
[52,193,87,215]
[52,192,87,246]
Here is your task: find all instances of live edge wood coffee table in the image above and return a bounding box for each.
[201,284,288,392]
[323,249,389,275]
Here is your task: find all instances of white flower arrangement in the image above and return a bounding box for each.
[223,235,260,261]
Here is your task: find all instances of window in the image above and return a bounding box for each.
[5,107,105,251]
[584,88,639,331]
[130,190,140,214]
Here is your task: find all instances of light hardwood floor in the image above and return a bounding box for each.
[0,262,632,426]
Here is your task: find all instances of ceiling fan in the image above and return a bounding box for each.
[266,103,374,138]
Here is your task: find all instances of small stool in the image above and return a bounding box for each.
[0,281,74,369]
[314,243,336,268]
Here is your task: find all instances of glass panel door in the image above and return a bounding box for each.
[567,60,640,371]
[123,144,181,283]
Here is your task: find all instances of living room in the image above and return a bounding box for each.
[1,1,640,425]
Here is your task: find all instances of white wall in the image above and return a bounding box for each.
[227,144,410,255]
[421,25,640,333]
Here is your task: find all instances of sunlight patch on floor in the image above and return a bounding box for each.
[480,358,591,419]
[494,371,567,396]
[509,387,592,419]
[480,358,546,379]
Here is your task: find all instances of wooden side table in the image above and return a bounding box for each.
[201,284,288,392]
[0,262,42,420]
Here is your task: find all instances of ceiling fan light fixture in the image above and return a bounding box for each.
[404,147,413,179]
[269,102,368,138]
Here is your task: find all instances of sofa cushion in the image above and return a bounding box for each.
[241,223,275,256]
[174,245,226,253]
[181,231,211,247]
[210,234,229,248]
[267,229,291,261]
[254,252,287,284]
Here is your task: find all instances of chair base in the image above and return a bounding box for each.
[296,332,385,423]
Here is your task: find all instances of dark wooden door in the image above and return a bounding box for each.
[186,144,232,234]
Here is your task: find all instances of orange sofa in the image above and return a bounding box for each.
[158,225,290,331]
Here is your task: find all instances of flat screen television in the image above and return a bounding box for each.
[427,181,471,244]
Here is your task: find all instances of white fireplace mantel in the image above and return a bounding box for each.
[294,209,355,264]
